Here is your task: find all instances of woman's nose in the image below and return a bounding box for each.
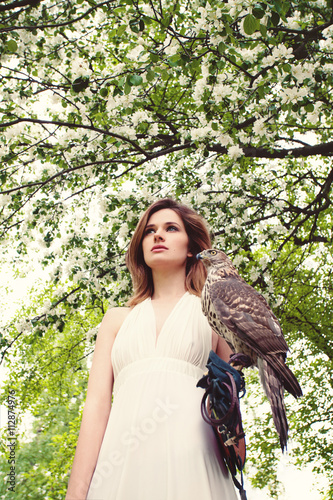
[154,230,164,242]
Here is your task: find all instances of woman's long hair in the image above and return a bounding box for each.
[126,199,212,306]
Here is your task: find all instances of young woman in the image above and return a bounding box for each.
[66,198,238,500]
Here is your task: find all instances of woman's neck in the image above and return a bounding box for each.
[151,268,187,301]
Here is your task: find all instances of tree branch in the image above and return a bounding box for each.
[0,118,150,157]
[209,141,333,158]
[0,0,117,31]
[0,0,40,14]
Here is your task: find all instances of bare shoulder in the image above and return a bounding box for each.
[98,306,131,340]
[104,306,131,322]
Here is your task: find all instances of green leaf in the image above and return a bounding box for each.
[118,76,126,87]
[161,69,169,81]
[218,42,226,55]
[124,82,131,94]
[129,74,143,86]
[100,87,108,97]
[271,12,280,26]
[72,76,89,92]
[108,28,117,40]
[6,40,18,53]
[169,54,180,67]
[243,14,259,36]
[253,7,265,19]
[146,69,156,82]
[259,24,267,37]
[117,25,127,36]
[161,16,171,28]
[150,52,159,63]
[272,0,285,16]
[129,19,140,33]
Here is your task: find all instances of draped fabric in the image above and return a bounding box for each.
[87,292,237,500]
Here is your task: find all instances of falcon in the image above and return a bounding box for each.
[197,249,302,451]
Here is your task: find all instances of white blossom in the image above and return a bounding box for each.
[249,268,260,281]
[127,44,146,61]
[195,189,206,204]
[216,134,231,147]
[280,86,308,104]
[15,319,32,334]
[253,118,266,137]
[192,78,208,104]
[113,125,137,140]
[148,123,159,136]
[71,58,91,77]
[212,84,231,103]
[262,45,293,65]
[232,254,245,267]
[118,223,129,239]
[164,39,178,56]
[190,126,211,141]
[86,326,99,341]
[72,271,85,284]
[227,144,244,160]
[291,63,315,83]
[285,11,302,29]
[132,110,149,127]
[0,194,11,207]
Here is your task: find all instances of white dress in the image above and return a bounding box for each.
[87,292,238,500]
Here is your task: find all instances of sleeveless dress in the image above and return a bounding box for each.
[87,292,238,500]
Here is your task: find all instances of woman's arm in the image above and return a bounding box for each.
[212,331,234,362]
[65,307,129,500]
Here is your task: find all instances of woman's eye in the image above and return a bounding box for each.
[167,225,178,232]
[144,228,155,235]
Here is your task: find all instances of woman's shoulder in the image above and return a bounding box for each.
[98,306,132,341]
[104,306,131,327]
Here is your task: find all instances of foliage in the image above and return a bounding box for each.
[0,285,93,498]
[0,403,84,500]
[0,0,333,497]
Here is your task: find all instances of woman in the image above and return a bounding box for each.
[66,198,238,500]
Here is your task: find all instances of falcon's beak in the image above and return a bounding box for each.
[197,250,211,267]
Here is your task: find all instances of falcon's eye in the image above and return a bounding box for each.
[210,250,217,256]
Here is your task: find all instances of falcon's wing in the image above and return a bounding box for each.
[209,277,302,398]
[209,277,288,358]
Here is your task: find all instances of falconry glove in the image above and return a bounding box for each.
[197,350,247,500]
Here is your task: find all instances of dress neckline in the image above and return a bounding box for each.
[148,292,189,346]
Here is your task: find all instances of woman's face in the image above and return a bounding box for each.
[142,209,192,270]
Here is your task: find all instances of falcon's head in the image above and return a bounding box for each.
[197,249,235,270]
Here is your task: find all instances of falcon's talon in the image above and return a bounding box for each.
[229,353,252,369]
[230,363,246,372]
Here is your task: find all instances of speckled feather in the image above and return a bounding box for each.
[198,249,302,451]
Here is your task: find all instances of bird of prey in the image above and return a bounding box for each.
[197,249,302,451]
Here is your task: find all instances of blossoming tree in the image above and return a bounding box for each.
[0,0,333,497]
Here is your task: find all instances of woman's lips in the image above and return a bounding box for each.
[151,245,168,252]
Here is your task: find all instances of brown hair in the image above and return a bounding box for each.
[126,198,211,306]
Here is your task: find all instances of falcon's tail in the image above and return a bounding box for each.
[258,358,289,451]
[268,355,303,399]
